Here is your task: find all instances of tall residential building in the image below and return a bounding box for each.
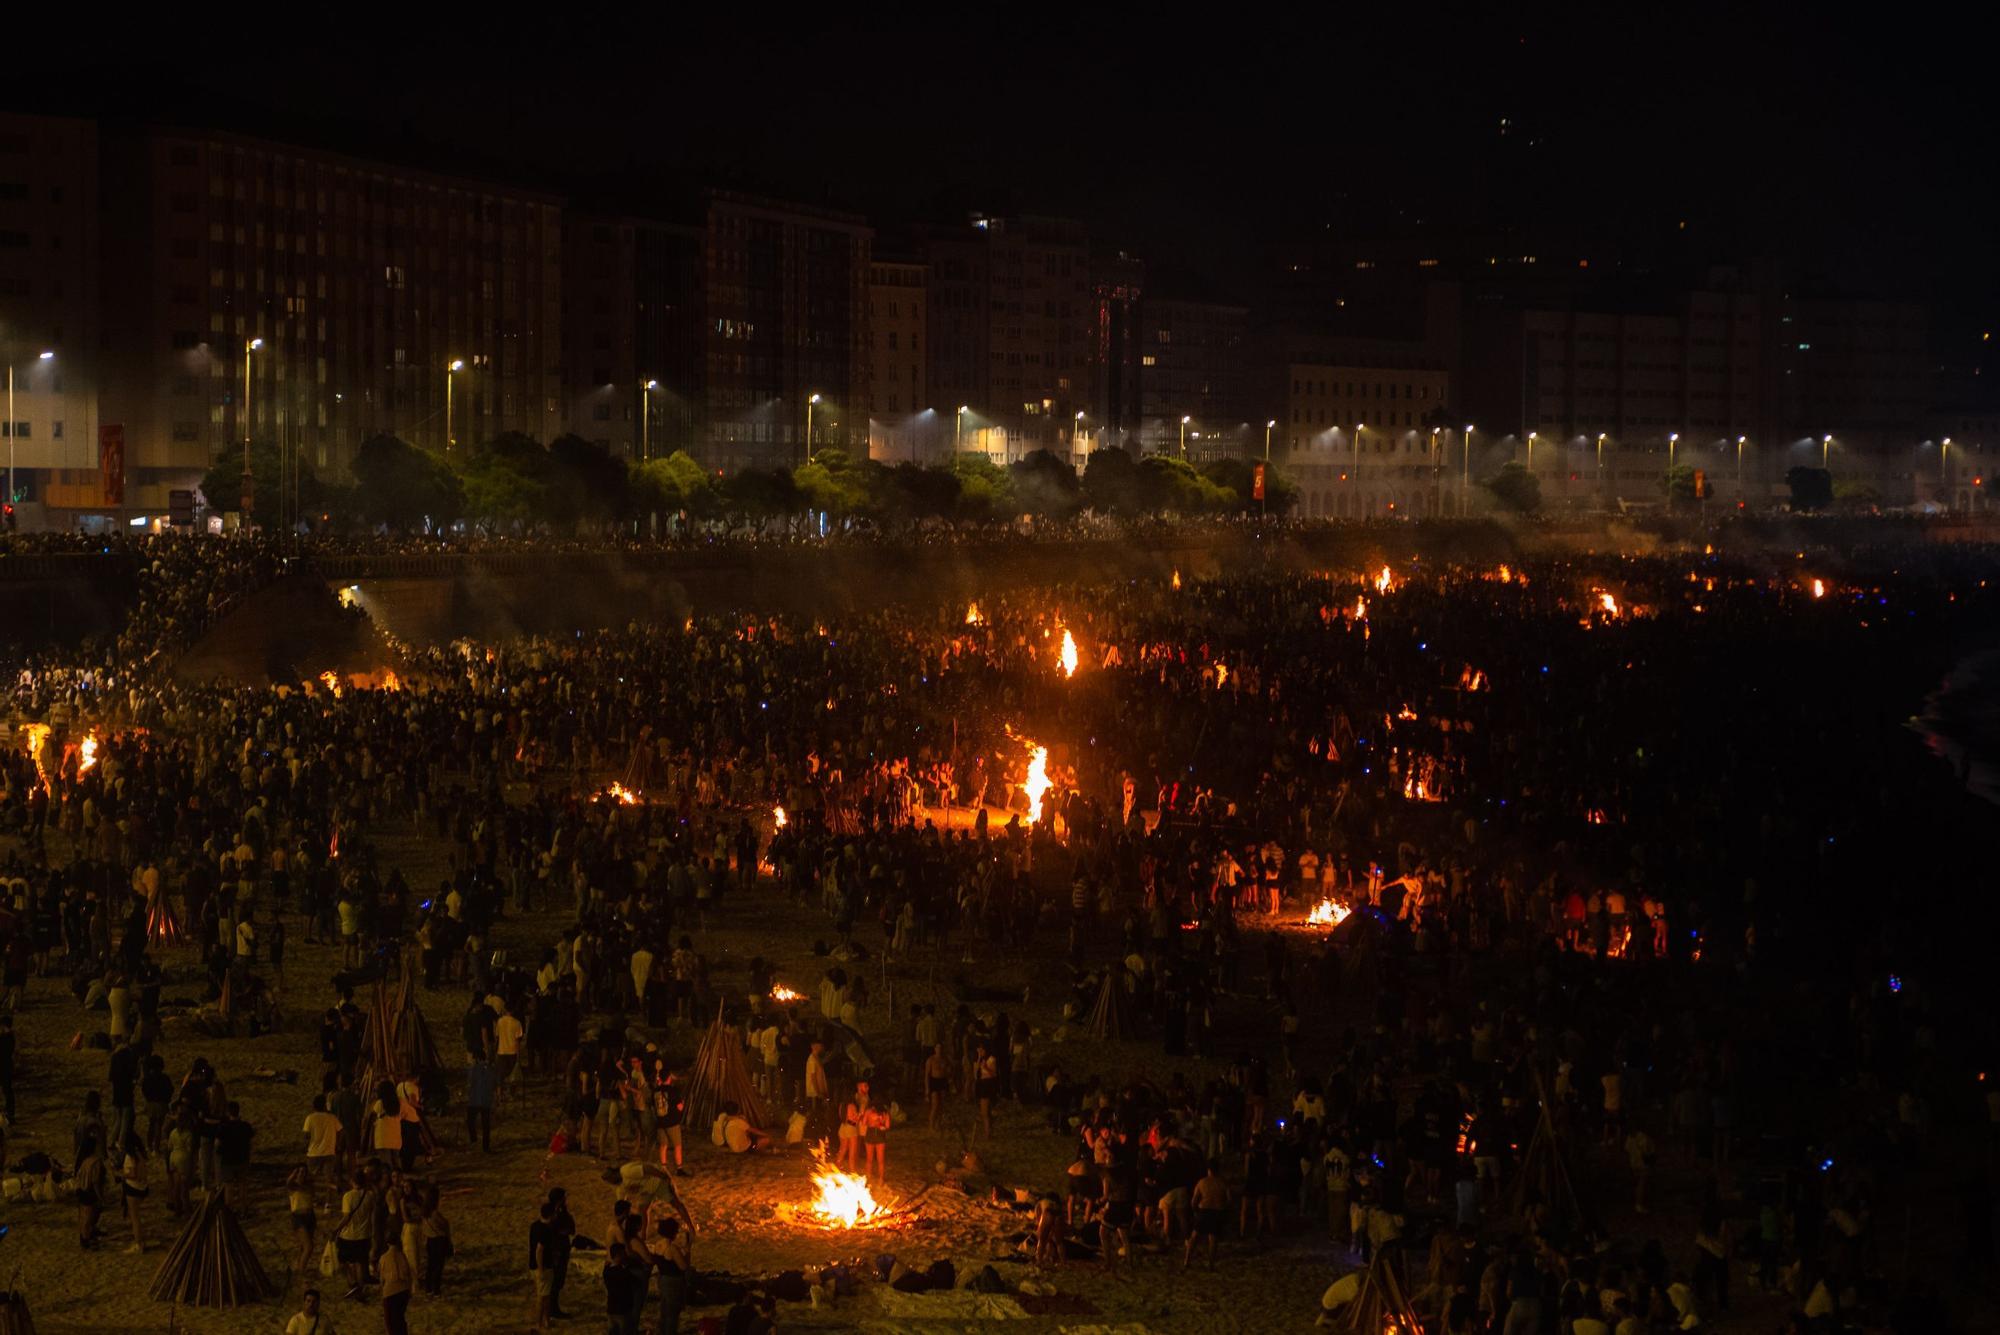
[95,123,563,512]
[0,113,100,508]
[697,190,871,472]
[1085,249,1145,458]
[1775,295,1926,450]
[919,214,1092,463]
[865,256,933,463]
[1137,298,1250,457]
[563,212,703,460]
[1271,337,1451,519]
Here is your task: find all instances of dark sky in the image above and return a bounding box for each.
[17,13,1996,329]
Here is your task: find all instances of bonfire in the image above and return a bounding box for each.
[770,985,805,1004]
[772,804,788,829]
[964,602,985,626]
[603,782,641,806]
[1057,628,1078,678]
[1374,565,1395,594]
[806,1143,889,1228]
[1810,578,1826,599]
[78,733,100,774]
[1306,898,1351,928]
[1172,569,1182,591]
[1022,743,1051,823]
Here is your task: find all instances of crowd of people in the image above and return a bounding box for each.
[0,529,1996,1333]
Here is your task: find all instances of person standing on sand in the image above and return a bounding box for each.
[119,1130,151,1253]
[1184,1158,1229,1270]
[376,1234,413,1335]
[527,1200,557,1333]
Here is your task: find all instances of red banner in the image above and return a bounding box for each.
[1252,462,1266,502]
[99,423,125,507]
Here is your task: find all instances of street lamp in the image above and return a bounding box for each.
[6,349,54,508]
[1179,414,1191,460]
[805,393,822,465]
[1353,421,1365,472]
[1668,432,1680,475]
[1821,434,1832,470]
[445,358,464,452]
[241,337,263,519]
[1075,410,1087,456]
[1736,435,1747,486]
[955,405,968,457]
[642,380,659,461]
[1596,432,1607,479]
[1527,430,1538,469]
[1462,425,1474,515]
[1265,419,1277,461]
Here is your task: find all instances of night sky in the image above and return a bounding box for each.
[15,15,1996,344]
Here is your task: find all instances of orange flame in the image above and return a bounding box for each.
[1171,569,1182,591]
[78,734,100,774]
[1810,579,1825,599]
[377,669,403,691]
[770,985,805,1004]
[808,1143,888,1227]
[964,602,984,626]
[1306,898,1351,927]
[1058,628,1078,678]
[1597,591,1620,616]
[318,670,343,697]
[1023,744,1051,823]
[605,782,641,806]
[1353,596,1368,621]
[772,804,788,829]
[1374,565,1394,594]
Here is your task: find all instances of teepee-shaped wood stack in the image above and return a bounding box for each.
[148,1191,274,1308]
[1510,1069,1593,1237]
[1338,1248,1424,1332]
[1086,968,1138,1039]
[390,952,443,1082]
[685,1003,768,1132]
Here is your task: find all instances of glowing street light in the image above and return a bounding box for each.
[1179,414,1191,459]
[1462,425,1474,515]
[642,379,660,461]
[445,358,465,452]
[805,393,822,465]
[1353,421,1365,471]
[1821,434,1832,469]
[1596,432,1607,479]
[955,405,968,456]
[1668,431,1680,474]
[1736,435,1747,486]
[1265,418,1277,461]
[6,350,56,508]
[1527,430,1538,469]
[241,337,264,519]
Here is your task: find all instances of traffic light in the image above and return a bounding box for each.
[2,503,13,532]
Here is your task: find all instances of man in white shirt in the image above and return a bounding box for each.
[493,1004,524,1113]
[284,1287,333,1334]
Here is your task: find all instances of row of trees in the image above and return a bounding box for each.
[203,433,1301,533]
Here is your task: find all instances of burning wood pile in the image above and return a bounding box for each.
[601,782,642,805]
[803,1142,890,1228]
[1306,898,1352,928]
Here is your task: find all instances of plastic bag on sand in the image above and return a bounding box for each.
[786,1111,807,1144]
